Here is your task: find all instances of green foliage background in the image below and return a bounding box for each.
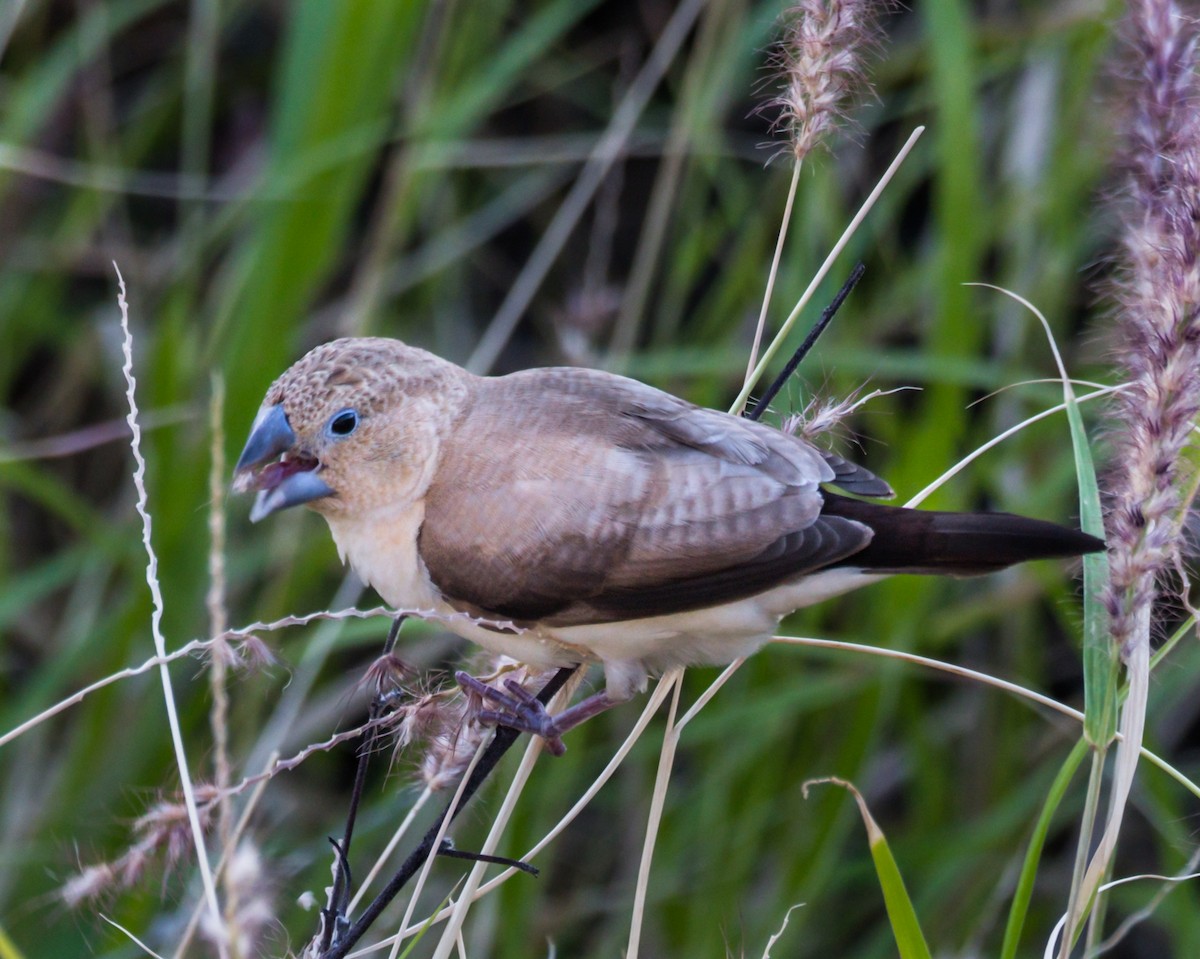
[2,1,1197,956]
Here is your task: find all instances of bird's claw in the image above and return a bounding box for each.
[455,671,568,755]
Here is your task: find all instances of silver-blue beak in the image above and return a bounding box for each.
[235,403,295,474]
[233,404,334,522]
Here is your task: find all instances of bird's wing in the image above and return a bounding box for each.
[419,367,874,626]
[817,450,894,498]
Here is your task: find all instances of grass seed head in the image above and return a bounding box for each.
[1105,0,1200,651]
[768,0,882,163]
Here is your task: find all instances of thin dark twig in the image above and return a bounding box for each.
[438,839,540,876]
[744,262,866,422]
[328,838,353,894]
[319,615,407,953]
[319,839,353,950]
[380,614,405,657]
[320,664,578,959]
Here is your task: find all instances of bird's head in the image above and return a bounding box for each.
[232,337,468,523]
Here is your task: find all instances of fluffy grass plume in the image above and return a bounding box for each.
[769,0,881,163]
[1105,0,1200,647]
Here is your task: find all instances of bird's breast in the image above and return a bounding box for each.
[325,501,440,610]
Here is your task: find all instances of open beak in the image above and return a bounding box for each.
[232,404,334,522]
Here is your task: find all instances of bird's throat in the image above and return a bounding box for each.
[325,500,438,611]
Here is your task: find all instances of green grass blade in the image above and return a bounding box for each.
[1000,738,1089,959]
[217,0,426,419]
[1041,291,1114,746]
[0,922,27,959]
[808,777,933,959]
[1067,386,1116,746]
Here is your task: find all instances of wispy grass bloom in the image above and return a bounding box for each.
[769,0,879,162]
[1106,0,1200,654]
[744,0,883,389]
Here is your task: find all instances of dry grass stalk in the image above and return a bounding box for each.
[201,843,274,959]
[206,375,235,862]
[114,265,226,951]
[744,0,882,386]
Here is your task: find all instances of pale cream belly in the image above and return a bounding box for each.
[429,566,881,700]
[325,504,881,701]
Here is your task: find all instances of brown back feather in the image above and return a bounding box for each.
[419,368,872,625]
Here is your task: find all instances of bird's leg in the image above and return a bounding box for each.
[456,670,616,756]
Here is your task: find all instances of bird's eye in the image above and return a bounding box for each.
[328,409,360,438]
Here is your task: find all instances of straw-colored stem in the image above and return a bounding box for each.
[206,376,232,851]
[390,736,490,959]
[627,670,684,959]
[741,161,803,407]
[467,0,708,374]
[731,126,924,413]
[115,265,225,955]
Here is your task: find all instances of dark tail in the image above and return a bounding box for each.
[822,493,1105,575]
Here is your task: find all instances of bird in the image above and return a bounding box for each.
[233,336,1104,753]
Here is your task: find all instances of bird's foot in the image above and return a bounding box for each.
[456,671,569,755]
[456,671,616,756]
